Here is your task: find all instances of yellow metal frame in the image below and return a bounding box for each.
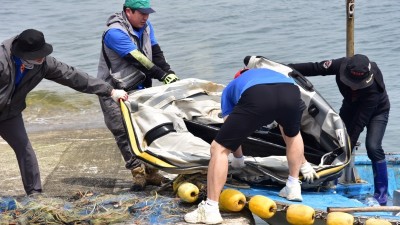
[120,100,176,168]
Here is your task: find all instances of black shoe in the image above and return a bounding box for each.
[27,190,42,198]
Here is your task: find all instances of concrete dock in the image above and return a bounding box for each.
[0,127,255,224]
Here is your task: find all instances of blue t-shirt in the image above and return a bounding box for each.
[104,21,158,57]
[13,56,29,87]
[221,68,295,117]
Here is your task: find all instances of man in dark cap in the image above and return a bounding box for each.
[288,54,390,205]
[97,0,177,190]
[0,29,128,196]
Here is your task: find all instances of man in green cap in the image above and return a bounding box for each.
[97,0,178,190]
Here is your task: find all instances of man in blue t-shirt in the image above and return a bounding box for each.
[185,68,318,224]
[97,0,178,191]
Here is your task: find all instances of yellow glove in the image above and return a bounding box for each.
[162,73,179,84]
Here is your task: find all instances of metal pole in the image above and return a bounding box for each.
[346,0,355,57]
[340,0,359,184]
[328,206,400,213]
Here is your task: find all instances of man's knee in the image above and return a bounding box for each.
[210,140,231,157]
[365,143,385,161]
[367,150,385,162]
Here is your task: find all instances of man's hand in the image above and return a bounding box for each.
[111,89,128,102]
[162,72,179,84]
[300,161,319,183]
[231,156,245,169]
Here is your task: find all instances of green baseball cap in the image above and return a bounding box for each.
[124,0,155,14]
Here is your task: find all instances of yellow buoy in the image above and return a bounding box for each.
[177,182,199,203]
[172,174,186,192]
[249,195,277,219]
[326,212,354,225]
[286,204,315,225]
[365,218,392,225]
[219,189,246,212]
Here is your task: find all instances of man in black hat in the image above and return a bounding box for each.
[0,29,128,196]
[288,54,390,205]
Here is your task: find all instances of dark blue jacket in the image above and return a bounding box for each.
[288,57,390,148]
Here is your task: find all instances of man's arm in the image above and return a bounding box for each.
[288,58,344,76]
[105,29,178,84]
[45,56,128,101]
[124,49,166,81]
[152,44,171,73]
[44,56,113,97]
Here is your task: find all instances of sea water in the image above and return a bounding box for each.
[1,0,399,152]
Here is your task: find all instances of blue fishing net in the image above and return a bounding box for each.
[0,192,192,225]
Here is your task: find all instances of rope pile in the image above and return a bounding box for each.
[0,191,192,225]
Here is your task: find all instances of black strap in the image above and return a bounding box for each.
[144,123,176,145]
[101,31,112,70]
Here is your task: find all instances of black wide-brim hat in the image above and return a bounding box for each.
[11,29,53,60]
[339,54,375,90]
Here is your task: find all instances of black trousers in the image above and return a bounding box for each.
[0,114,42,195]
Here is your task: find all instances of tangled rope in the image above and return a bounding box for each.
[0,191,193,225]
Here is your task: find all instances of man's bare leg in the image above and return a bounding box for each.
[207,140,231,201]
[279,126,304,201]
[184,140,228,224]
[284,132,304,178]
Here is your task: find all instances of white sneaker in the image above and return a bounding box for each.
[184,201,223,224]
[279,182,303,202]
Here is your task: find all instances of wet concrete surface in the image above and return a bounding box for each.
[0,128,129,197]
[0,128,255,224]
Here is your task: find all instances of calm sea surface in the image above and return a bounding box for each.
[1,0,400,153]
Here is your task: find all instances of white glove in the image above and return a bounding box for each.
[300,161,319,183]
[111,89,128,102]
[231,156,245,169]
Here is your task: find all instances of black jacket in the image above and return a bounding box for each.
[288,57,390,148]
